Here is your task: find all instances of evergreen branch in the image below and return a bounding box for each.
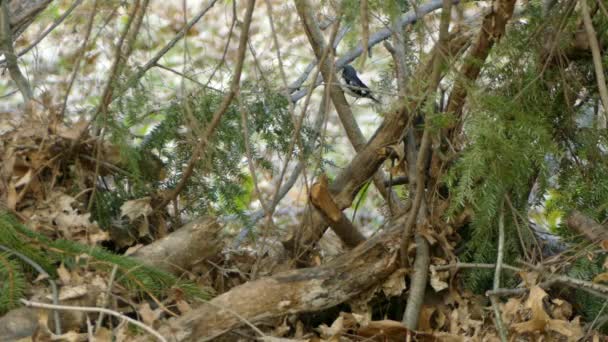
[155,0,256,211]
[0,253,25,312]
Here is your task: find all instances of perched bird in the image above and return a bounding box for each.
[341,64,380,103]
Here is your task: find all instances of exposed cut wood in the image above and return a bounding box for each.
[310,175,365,247]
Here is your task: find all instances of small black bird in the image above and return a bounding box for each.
[341,64,380,103]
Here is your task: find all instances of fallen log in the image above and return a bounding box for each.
[156,217,405,341]
[131,216,223,275]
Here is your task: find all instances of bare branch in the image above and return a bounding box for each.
[60,0,98,117]
[122,0,219,95]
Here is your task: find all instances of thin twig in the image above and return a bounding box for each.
[20,299,166,342]
[204,0,236,89]
[491,204,508,342]
[439,261,608,300]
[296,0,402,213]
[0,244,61,334]
[263,6,339,223]
[60,0,98,117]
[122,0,219,95]
[87,0,143,211]
[155,62,221,92]
[0,0,33,103]
[238,95,270,215]
[581,0,608,122]
[95,265,119,333]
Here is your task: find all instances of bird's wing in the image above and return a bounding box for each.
[346,76,369,90]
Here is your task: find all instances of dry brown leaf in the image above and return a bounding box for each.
[430,266,449,292]
[56,263,72,284]
[381,268,407,297]
[52,284,88,301]
[593,272,608,283]
[94,327,113,342]
[6,182,17,209]
[138,303,159,327]
[55,120,88,140]
[513,286,551,334]
[316,315,344,339]
[502,297,522,324]
[176,299,192,314]
[120,197,153,222]
[124,243,144,256]
[14,168,32,188]
[550,298,572,320]
[546,317,583,340]
[418,306,436,332]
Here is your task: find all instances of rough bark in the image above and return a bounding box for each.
[131,216,223,275]
[8,0,53,40]
[565,210,608,242]
[158,218,405,341]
